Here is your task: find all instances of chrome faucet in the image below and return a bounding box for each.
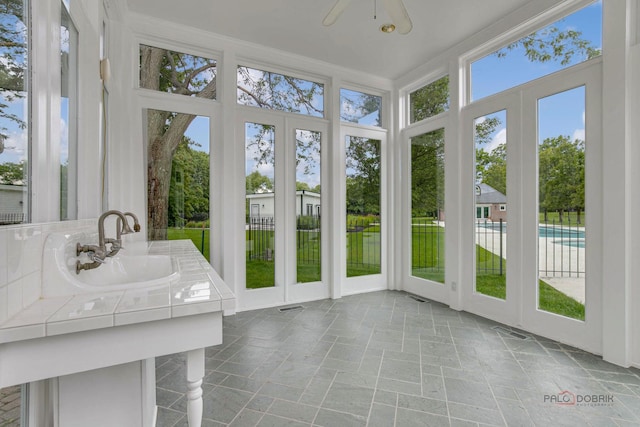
[76,210,135,273]
[106,212,141,257]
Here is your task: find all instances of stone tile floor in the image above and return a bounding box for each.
[0,386,21,427]
[156,290,640,426]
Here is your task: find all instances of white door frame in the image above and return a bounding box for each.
[460,59,602,353]
[401,116,450,302]
[236,108,330,310]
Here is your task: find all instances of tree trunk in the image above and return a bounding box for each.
[148,136,174,241]
[576,209,581,225]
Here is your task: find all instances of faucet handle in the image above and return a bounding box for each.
[89,253,106,264]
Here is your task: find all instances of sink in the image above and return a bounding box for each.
[42,231,180,297]
[74,254,178,289]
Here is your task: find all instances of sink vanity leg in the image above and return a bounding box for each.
[186,348,205,427]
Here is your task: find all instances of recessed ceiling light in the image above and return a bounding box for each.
[380,23,396,33]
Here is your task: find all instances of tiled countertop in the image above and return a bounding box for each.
[0,240,234,344]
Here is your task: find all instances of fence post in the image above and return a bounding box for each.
[499,218,503,276]
[200,223,205,255]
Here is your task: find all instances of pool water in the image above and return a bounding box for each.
[476,223,585,247]
[538,226,584,239]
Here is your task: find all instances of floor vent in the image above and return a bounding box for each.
[278,305,304,312]
[491,326,530,340]
[409,295,429,303]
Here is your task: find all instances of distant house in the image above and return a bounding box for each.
[475,183,507,222]
[0,184,27,224]
[246,190,320,220]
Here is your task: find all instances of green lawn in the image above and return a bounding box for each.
[168,224,586,321]
[167,228,210,260]
[476,246,585,321]
[411,222,445,283]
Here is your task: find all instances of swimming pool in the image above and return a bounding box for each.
[476,223,585,247]
[538,226,584,239]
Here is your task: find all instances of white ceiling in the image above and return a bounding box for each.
[126,0,532,80]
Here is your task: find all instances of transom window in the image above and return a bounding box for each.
[340,88,381,127]
[139,44,217,99]
[237,66,324,117]
[409,75,449,124]
[470,1,602,102]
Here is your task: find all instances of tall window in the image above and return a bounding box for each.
[474,110,507,300]
[410,128,445,283]
[0,0,29,225]
[296,129,321,284]
[537,87,586,321]
[60,1,78,220]
[146,110,211,262]
[245,123,275,289]
[346,136,381,277]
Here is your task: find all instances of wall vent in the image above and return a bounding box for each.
[278,305,304,312]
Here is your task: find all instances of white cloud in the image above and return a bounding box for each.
[484,128,506,153]
[573,128,585,142]
[60,118,69,161]
[1,130,28,163]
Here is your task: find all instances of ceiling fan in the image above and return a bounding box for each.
[323,0,413,34]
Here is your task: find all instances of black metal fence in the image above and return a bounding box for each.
[246,217,275,261]
[346,216,381,272]
[297,215,320,265]
[245,216,584,278]
[0,212,25,225]
[475,219,505,276]
[538,219,585,278]
[474,218,585,278]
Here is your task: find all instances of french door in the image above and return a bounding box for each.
[237,110,329,310]
[461,61,602,353]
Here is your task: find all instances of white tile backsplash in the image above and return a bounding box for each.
[1,219,97,323]
[0,286,7,324]
[6,227,24,283]
[7,279,23,319]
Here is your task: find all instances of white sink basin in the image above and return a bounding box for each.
[42,232,181,296]
[75,254,179,289]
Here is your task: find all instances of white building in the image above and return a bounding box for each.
[247,190,320,220]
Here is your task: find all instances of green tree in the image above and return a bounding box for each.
[0,0,27,140]
[476,143,507,195]
[0,160,24,184]
[346,137,380,215]
[245,170,273,194]
[497,25,601,65]
[410,76,449,123]
[539,135,584,223]
[411,129,444,217]
[168,138,209,226]
[296,181,311,191]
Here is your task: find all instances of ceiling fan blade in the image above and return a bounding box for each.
[323,0,352,26]
[382,0,413,34]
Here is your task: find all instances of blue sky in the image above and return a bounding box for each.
[474,1,601,152]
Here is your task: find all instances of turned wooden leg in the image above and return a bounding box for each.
[186,348,205,427]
